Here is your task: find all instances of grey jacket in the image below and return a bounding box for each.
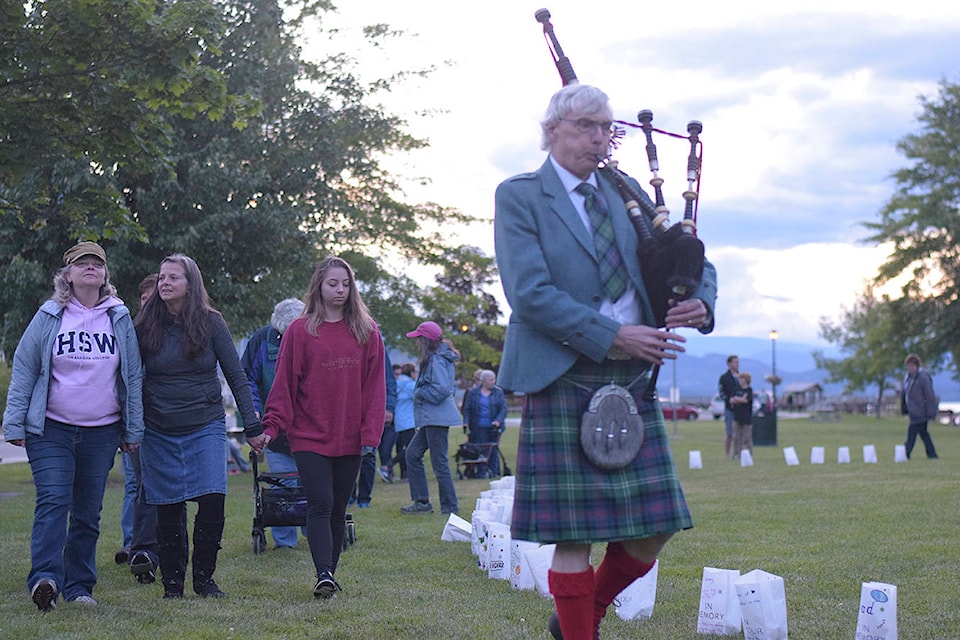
[2,299,145,443]
[904,368,938,422]
[412,342,462,428]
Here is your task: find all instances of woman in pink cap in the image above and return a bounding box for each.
[400,321,461,515]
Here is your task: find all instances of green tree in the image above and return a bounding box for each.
[0,0,474,356]
[419,246,504,380]
[813,287,916,417]
[864,78,960,372]
[0,0,250,352]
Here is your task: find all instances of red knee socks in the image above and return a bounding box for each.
[548,567,596,640]
[593,542,655,628]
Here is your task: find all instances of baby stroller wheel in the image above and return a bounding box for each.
[252,528,267,555]
[346,513,357,544]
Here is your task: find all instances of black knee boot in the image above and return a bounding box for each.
[157,509,188,599]
[192,518,227,598]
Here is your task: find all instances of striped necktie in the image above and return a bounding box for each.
[576,182,628,301]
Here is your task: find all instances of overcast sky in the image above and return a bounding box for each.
[303,1,960,347]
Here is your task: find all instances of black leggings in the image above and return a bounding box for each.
[294,452,361,576]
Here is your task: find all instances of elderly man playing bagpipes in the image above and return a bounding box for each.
[494,15,716,639]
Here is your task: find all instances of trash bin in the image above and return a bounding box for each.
[753,411,777,446]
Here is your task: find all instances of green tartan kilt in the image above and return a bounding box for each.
[510,358,693,544]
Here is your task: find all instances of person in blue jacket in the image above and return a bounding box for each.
[3,241,144,611]
[461,369,508,477]
[400,321,461,515]
[241,298,305,548]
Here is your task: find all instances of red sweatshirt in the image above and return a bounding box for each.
[262,317,385,456]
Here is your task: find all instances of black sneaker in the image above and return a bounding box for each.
[114,548,130,565]
[129,551,156,584]
[196,580,227,598]
[313,571,340,599]
[31,578,57,612]
[400,501,433,514]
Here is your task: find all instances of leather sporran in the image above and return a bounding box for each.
[580,384,644,469]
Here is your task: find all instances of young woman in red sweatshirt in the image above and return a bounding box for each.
[259,255,385,599]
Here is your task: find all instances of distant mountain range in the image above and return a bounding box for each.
[673,335,960,403]
[388,335,960,403]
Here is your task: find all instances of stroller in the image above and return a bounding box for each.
[454,431,512,480]
[250,452,356,555]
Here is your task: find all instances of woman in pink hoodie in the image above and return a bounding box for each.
[3,242,144,612]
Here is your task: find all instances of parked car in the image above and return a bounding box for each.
[709,394,725,420]
[660,401,700,421]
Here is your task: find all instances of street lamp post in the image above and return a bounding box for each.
[769,329,779,411]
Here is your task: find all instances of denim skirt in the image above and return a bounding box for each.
[141,419,227,504]
[510,358,693,544]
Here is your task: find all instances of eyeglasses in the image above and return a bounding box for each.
[561,118,614,135]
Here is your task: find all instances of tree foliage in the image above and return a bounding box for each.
[863,78,960,372]
[419,246,504,379]
[0,0,479,358]
[813,287,916,416]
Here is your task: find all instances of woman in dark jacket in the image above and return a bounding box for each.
[136,254,266,600]
[462,369,508,477]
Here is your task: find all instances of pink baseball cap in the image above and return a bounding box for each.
[406,321,442,340]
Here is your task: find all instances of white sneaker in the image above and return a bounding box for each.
[30,578,57,612]
[70,595,97,605]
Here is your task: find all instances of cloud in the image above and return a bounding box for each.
[302,1,957,348]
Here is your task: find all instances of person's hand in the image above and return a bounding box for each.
[8,439,24,447]
[384,411,394,424]
[120,440,140,454]
[361,445,376,457]
[664,298,710,331]
[612,325,685,366]
[247,433,270,455]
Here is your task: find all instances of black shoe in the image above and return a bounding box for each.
[115,548,130,565]
[196,580,227,598]
[400,501,433,514]
[162,590,183,600]
[31,579,57,612]
[548,612,563,640]
[313,571,340,599]
[130,551,156,584]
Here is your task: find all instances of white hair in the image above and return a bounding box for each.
[271,298,305,334]
[540,84,611,151]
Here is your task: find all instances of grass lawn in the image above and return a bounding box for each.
[1,414,958,639]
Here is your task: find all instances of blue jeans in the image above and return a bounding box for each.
[127,447,158,564]
[26,419,121,601]
[263,449,305,548]
[405,426,459,514]
[724,408,735,438]
[120,451,136,548]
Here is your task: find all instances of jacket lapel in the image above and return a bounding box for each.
[536,159,598,262]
